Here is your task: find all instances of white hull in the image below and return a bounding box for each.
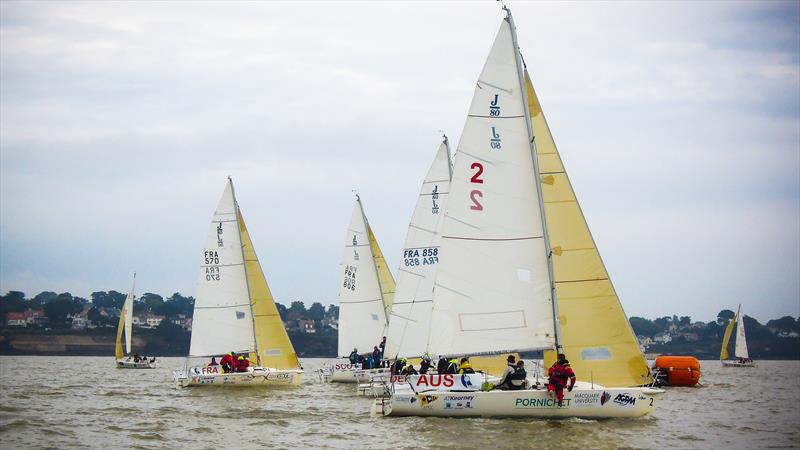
[174,366,303,388]
[319,362,390,383]
[376,385,663,419]
[116,359,157,369]
[721,360,756,368]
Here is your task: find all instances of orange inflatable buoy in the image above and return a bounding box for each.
[654,356,701,386]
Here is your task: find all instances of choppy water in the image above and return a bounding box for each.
[0,357,798,449]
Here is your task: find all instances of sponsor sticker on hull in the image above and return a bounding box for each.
[514,397,571,409]
[443,394,475,410]
[613,393,636,407]
[571,391,601,408]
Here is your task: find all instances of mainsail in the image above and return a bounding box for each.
[115,273,135,360]
[337,197,394,356]
[426,18,555,357]
[734,306,749,359]
[385,138,452,359]
[189,180,256,357]
[526,71,652,386]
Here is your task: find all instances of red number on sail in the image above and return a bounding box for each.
[470,190,483,211]
[470,163,484,184]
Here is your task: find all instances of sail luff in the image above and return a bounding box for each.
[114,304,125,360]
[358,198,391,328]
[367,224,396,327]
[506,7,561,350]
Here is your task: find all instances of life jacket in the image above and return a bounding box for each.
[445,359,458,374]
[548,362,574,385]
[419,360,432,374]
[349,351,359,364]
[459,362,475,374]
[510,367,527,384]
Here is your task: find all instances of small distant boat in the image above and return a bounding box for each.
[320,195,394,383]
[721,305,756,367]
[115,273,157,369]
[173,178,303,388]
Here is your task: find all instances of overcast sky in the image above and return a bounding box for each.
[1,1,798,323]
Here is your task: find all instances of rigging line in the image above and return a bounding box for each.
[200,263,244,268]
[468,114,525,119]
[212,218,238,222]
[555,277,609,284]
[195,303,251,309]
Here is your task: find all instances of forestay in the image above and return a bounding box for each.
[385,138,452,359]
[427,19,555,357]
[337,197,391,357]
[527,70,652,387]
[189,181,256,357]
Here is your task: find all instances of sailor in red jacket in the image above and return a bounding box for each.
[220,352,234,373]
[547,353,576,407]
[235,355,250,372]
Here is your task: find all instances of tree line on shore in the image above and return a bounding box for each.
[1,290,798,359]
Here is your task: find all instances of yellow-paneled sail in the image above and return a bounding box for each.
[114,311,125,360]
[526,70,652,387]
[720,313,736,361]
[368,225,396,323]
[238,212,301,370]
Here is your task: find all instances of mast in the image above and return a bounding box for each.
[505,6,562,351]
[443,133,453,180]
[230,176,261,366]
[356,194,390,327]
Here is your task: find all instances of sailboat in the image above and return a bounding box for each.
[320,195,395,383]
[173,178,303,388]
[721,305,756,367]
[384,135,452,361]
[376,6,662,418]
[115,273,156,369]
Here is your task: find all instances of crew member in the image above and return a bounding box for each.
[547,353,576,407]
[220,352,234,373]
[401,363,418,376]
[508,360,527,390]
[458,357,475,374]
[436,357,448,374]
[419,355,433,374]
[349,348,359,365]
[443,358,458,374]
[493,355,518,390]
[392,357,407,375]
[236,355,250,372]
[372,346,381,368]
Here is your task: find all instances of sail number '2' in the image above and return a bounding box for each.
[470,162,484,211]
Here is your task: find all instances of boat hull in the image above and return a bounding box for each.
[174,367,303,388]
[319,362,390,383]
[116,359,157,369]
[377,386,663,419]
[721,360,756,368]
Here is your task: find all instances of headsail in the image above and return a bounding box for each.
[337,197,392,357]
[426,17,555,357]
[720,314,736,360]
[734,305,749,359]
[525,71,652,386]
[368,225,396,325]
[189,179,256,357]
[238,211,301,370]
[385,138,453,359]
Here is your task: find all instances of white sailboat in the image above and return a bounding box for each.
[721,305,756,367]
[115,273,156,369]
[320,195,394,383]
[376,7,662,419]
[384,136,452,360]
[173,178,303,388]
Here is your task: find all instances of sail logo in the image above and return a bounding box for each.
[431,185,440,214]
[489,94,500,116]
[613,393,636,407]
[216,222,224,247]
[461,374,474,388]
[490,126,501,150]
